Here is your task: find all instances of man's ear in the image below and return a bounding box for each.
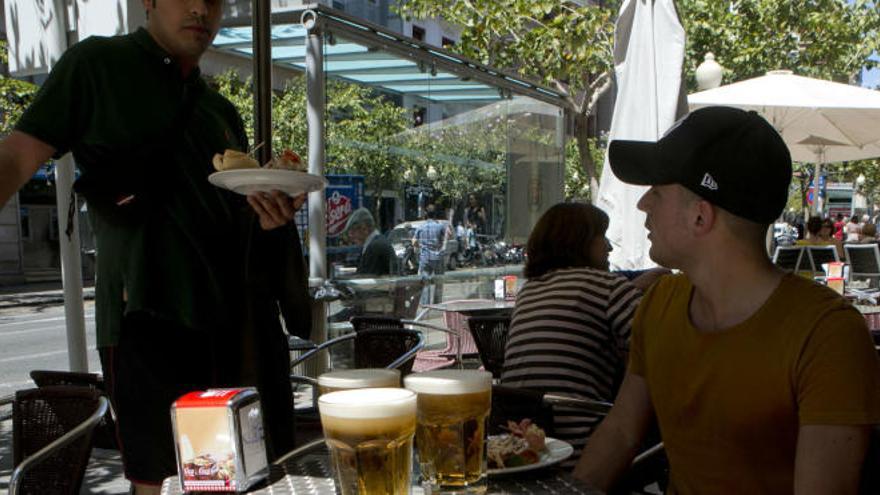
[692,199,716,236]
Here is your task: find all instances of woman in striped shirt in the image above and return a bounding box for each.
[501,203,643,464]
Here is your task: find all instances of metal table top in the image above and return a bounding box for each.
[161,440,601,495]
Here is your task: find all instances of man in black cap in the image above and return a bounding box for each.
[573,106,880,493]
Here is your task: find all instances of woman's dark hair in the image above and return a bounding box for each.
[851,214,860,223]
[524,202,609,279]
[806,216,823,236]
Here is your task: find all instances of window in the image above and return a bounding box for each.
[413,105,426,127]
[442,37,455,49]
[411,25,425,41]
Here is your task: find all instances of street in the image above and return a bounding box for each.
[0,302,101,398]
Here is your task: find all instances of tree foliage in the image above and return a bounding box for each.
[0,40,38,136]
[213,70,510,222]
[395,0,880,205]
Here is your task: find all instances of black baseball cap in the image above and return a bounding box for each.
[609,106,792,224]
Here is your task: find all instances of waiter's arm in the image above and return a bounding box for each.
[0,131,56,209]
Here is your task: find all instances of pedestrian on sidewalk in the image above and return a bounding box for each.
[0,0,311,493]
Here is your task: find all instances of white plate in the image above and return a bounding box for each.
[487,436,574,476]
[208,169,327,196]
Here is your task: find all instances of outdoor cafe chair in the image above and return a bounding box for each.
[28,370,117,450]
[845,243,880,288]
[349,314,470,372]
[289,327,424,417]
[772,245,805,273]
[290,327,424,377]
[9,386,110,495]
[467,314,513,379]
[805,245,840,274]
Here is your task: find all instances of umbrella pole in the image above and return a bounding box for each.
[813,161,822,216]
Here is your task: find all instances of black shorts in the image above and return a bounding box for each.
[99,314,220,485]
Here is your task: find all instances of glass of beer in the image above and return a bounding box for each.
[404,370,492,494]
[317,368,401,395]
[318,388,416,495]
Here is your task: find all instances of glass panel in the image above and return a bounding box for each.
[229,23,566,332]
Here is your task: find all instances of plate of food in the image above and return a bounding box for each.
[487,419,573,476]
[208,149,327,196]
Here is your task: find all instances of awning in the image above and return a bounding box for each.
[213,8,569,107]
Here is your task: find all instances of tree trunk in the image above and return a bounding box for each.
[574,112,598,203]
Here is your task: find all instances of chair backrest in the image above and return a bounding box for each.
[29,370,118,451]
[467,315,512,378]
[350,315,404,332]
[772,246,804,272]
[354,328,423,375]
[443,299,492,356]
[845,244,880,279]
[807,245,840,273]
[13,386,103,495]
[489,385,555,437]
[393,280,425,319]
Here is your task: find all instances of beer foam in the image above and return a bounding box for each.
[403,370,492,395]
[319,388,416,419]
[318,369,400,389]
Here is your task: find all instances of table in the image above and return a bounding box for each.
[161,439,602,495]
[423,300,515,317]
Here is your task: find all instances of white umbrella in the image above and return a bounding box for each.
[689,70,880,213]
[596,0,687,270]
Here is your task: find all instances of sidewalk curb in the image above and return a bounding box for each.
[0,288,95,309]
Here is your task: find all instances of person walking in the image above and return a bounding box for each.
[573,107,880,494]
[0,1,311,492]
[412,204,448,305]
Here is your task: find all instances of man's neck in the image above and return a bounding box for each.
[686,246,784,332]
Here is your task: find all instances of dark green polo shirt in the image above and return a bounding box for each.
[17,28,252,347]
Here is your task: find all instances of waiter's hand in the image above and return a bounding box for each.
[247,190,307,230]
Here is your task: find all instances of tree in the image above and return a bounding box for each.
[213,70,412,222]
[395,0,880,201]
[396,0,616,198]
[0,40,38,136]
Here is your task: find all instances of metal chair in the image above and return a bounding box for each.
[28,370,117,450]
[290,327,424,375]
[806,245,840,274]
[349,315,464,372]
[845,243,880,288]
[467,315,512,378]
[772,245,805,272]
[10,386,110,495]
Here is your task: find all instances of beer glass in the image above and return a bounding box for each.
[319,388,416,495]
[317,368,401,395]
[404,370,492,494]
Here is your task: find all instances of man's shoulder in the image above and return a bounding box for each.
[65,33,136,61]
[775,274,852,313]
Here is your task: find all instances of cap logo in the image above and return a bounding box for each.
[701,173,718,191]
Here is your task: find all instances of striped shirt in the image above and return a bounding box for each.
[500,267,641,464]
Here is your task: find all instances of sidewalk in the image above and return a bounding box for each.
[0,283,95,310]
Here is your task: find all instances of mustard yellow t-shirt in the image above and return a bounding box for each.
[630,273,880,495]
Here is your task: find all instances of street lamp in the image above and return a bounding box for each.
[857,173,866,187]
[695,52,724,91]
[426,165,438,181]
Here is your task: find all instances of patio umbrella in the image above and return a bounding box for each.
[596,0,687,270]
[689,70,880,213]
